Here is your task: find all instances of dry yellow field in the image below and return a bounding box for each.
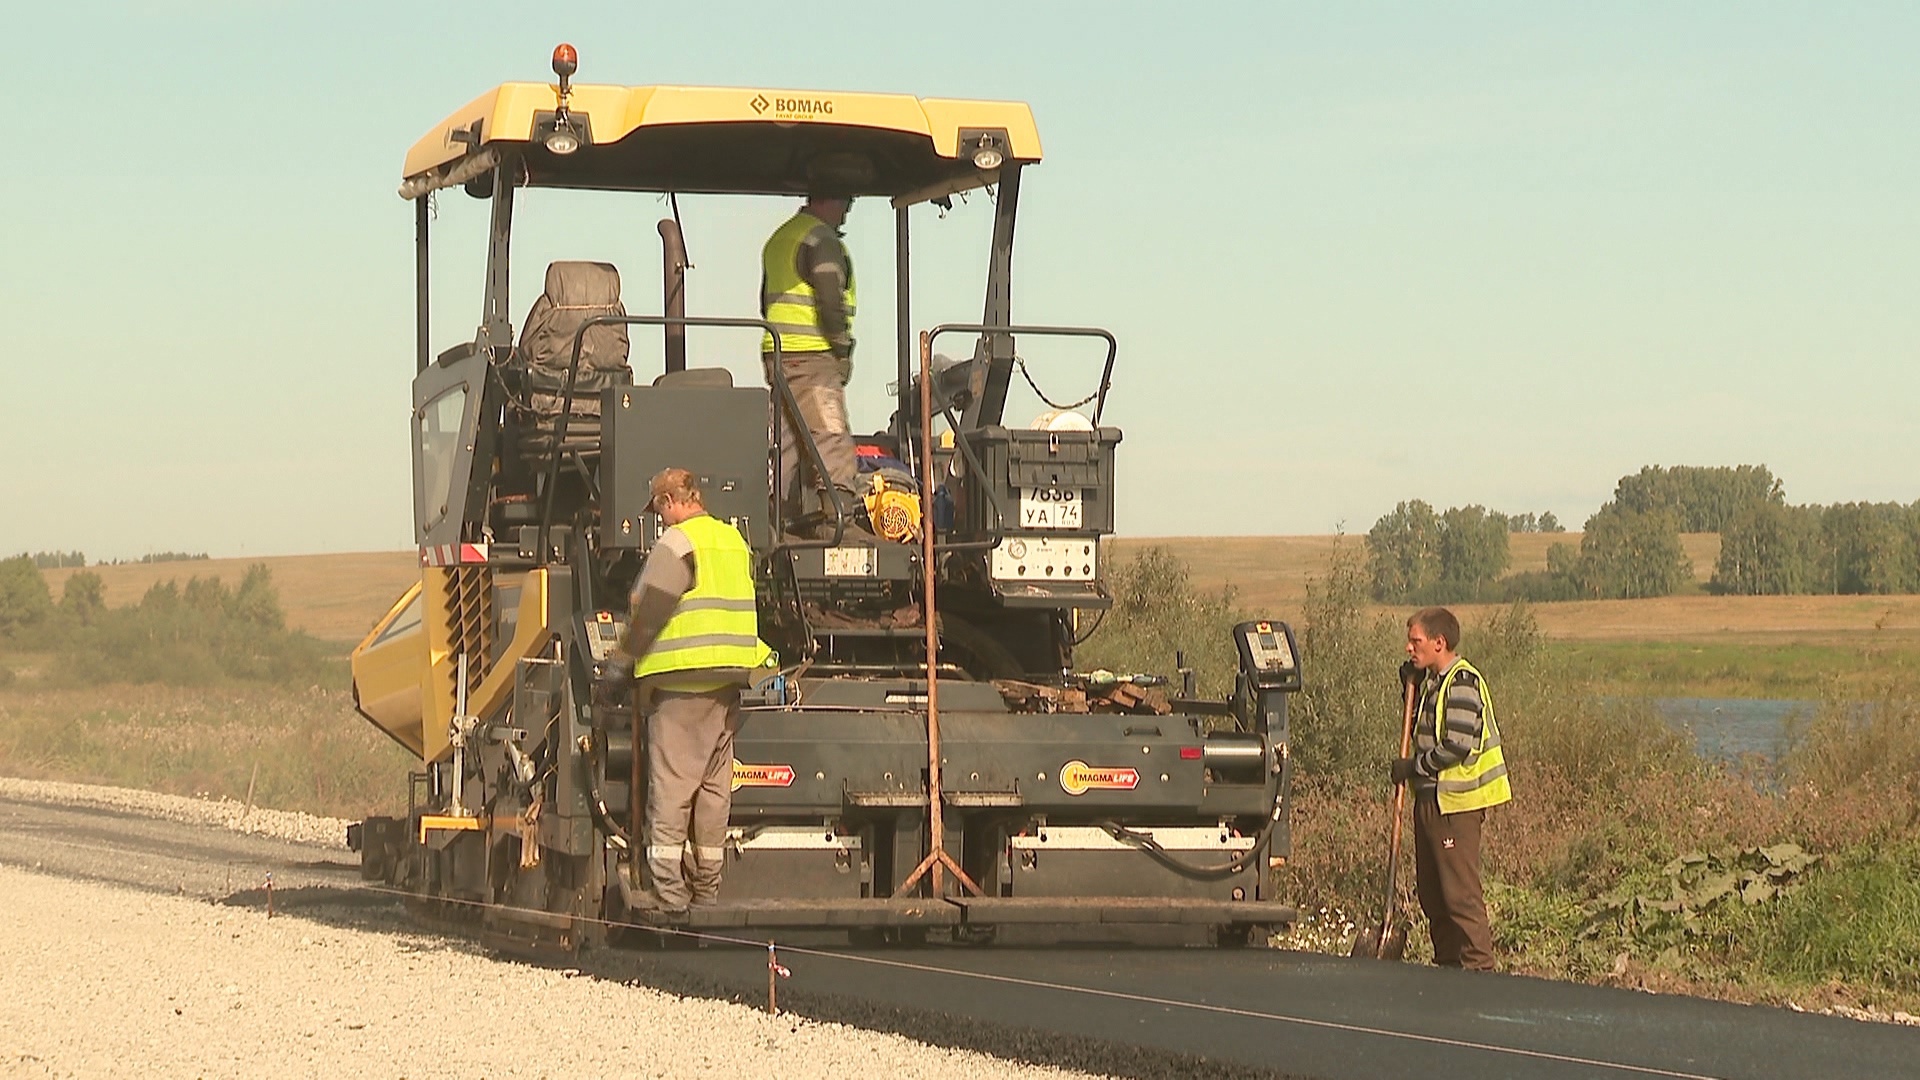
[38,534,1916,647]
[45,553,419,644]
[1106,533,1920,643]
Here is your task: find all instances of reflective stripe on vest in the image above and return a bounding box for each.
[1429,658,1512,814]
[760,211,856,355]
[634,515,773,679]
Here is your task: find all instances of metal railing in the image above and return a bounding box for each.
[536,314,854,564]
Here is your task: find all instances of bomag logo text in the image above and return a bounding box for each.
[1059,760,1140,796]
[775,97,833,116]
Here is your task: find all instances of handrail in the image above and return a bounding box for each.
[536,314,852,565]
[927,322,1118,426]
[919,322,1119,551]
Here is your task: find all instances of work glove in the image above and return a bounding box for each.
[834,351,854,387]
[1398,660,1422,692]
[591,653,637,703]
[1390,757,1419,785]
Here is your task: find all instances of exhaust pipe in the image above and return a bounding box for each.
[658,218,688,372]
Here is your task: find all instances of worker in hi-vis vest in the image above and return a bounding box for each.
[1391,606,1512,969]
[761,172,860,537]
[621,467,773,915]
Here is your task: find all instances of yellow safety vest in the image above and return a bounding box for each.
[1428,658,1512,814]
[634,515,773,679]
[760,211,856,355]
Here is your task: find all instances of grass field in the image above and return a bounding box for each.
[1104,533,1920,640]
[32,539,1920,698]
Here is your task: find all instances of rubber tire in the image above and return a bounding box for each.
[937,613,1024,681]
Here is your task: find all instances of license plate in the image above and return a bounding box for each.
[824,546,875,577]
[1019,488,1083,530]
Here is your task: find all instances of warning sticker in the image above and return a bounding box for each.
[1059,760,1140,796]
[731,760,797,791]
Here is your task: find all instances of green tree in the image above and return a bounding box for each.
[1714,502,1822,595]
[1436,504,1511,598]
[1365,500,1442,601]
[0,556,53,639]
[232,564,286,630]
[59,571,107,627]
[1565,505,1692,599]
[1823,503,1918,595]
[1612,464,1783,533]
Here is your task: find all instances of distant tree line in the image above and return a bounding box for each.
[1365,503,1561,604]
[1370,464,1920,603]
[1714,501,1920,596]
[0,556,325,686]
[124,552,211,565]
[14,551,210,570]
[26,551,87,569]
[1504,512,1565,534]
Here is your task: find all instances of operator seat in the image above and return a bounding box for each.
[509,261,634,467]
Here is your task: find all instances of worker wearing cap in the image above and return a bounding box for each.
[761,186,859,537]
[622,467,772,914]
[1391,606,1511,969]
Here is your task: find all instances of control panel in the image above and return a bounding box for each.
[1233,619,1301,692]
[582,610,625,663]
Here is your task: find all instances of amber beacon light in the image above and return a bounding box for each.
[546,43,583,155]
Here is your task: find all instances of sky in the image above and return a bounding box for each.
[1,2,1915,559]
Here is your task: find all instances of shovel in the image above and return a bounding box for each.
[1350,679,1417,960]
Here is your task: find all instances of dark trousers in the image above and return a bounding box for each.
[1412,796,1495,970]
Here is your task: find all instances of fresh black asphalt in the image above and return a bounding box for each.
[633,939,1918,1080]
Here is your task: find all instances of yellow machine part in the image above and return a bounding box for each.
[351,567,553,761]
[403,83,1042,183]
[863,473,922,544]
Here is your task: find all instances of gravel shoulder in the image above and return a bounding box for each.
[0,779,1108,1080]
[0,864,1105,1080]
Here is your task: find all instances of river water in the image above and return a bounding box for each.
[1651,697,1815,763]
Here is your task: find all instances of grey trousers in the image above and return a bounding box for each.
[643,686,741,909]
[766,351,859,525]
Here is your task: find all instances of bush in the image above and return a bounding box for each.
[48,565,331,687]
[1293,538,1401,783]
[0,556,53,640]
[1077,545,1243,696]
[59,571,105,628]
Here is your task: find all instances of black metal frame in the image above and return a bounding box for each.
[535,314,855,565]
[414,197,431,374]
[917,322,1118,546]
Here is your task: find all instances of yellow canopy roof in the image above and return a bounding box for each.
[401,82,1042,206]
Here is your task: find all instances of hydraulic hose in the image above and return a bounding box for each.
[1094,817,1274,880]
[576,739,632,852]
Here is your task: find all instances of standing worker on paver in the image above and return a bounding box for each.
[761,171,861,537]
[622,467,773,915]
[1391,606,1511,969]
